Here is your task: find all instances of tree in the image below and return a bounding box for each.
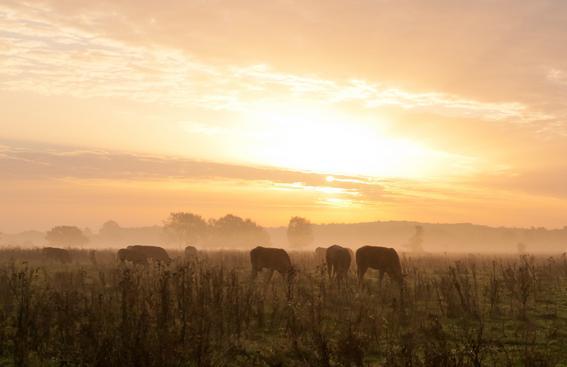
[46,226,89,248]
[100,220,121,237]
[163,212,208,245]
[287,216,314,248]
[208,214,270,248]
[99,220,122,245]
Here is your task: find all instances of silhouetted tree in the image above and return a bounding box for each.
[163,212,208,246]
[100,220,121,237]
[46,226,89,248]
[208,214,270,248]
[287,216,314,248]
[98,220,122,245]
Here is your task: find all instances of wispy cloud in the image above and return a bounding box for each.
[4,139,567,201]
[0,140,360,187]
[547,68,567,86]
[0,140,476,204]
[0,2,553,127]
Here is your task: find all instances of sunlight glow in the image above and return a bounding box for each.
[322,197,354,207]
[240,103,456,179]
[272,182,358,196]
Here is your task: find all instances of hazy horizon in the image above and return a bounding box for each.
[3,212,567,236]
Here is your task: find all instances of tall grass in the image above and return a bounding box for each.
[0,249,566,366]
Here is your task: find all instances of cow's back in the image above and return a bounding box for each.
[250,246,292,273]
[43,247,71,263]
[326,245,351,271]
[357,245,402,279]
[185,246,198,258]
[118,248,147,265]
[127,245,170,262]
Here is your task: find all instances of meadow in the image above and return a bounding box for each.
[0,248,566,366]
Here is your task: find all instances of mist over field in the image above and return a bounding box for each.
[2,218,567,254]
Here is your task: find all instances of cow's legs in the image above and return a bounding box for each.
[379,270,385,289]
[327,263,333,279]
[267,269,274,282]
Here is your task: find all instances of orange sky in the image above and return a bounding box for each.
[2,1,567,232]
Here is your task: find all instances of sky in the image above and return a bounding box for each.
[2,0,567,232]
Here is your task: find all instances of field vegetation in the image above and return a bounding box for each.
[0,248,566,366]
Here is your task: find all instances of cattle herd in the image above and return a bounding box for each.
[42,244,404,285]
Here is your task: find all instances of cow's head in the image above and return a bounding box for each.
[393,270,406,286]
[117,248,128,262]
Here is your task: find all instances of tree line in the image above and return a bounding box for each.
[43,213,316,249]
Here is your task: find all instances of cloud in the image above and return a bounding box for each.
[547,68,567,86]
[0,139,477,204]
[3,139,567,231]
[0,139,363,186]
[0,1,556,129]
[5,138,567,206]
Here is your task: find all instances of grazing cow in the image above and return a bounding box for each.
[184,245,198,259]
[127,245,171,263]
[314,247,327,263]
[326,245,351,280]
[250,246,295,281]
[356,246,403,286]
[117,248,148,265]
[43,247,71,264]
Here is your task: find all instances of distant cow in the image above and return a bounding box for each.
[127,245,171,263]
[117,248,148,265]
[184,245,198,259]
[314,247,327,263]
[42,247,71,264]
[250,246,295,281]
[326,245,351,280]
[356,246,403,286]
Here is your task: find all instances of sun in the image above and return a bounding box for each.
[240,103,451,179]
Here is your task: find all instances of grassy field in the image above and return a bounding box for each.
[0,248,566,366]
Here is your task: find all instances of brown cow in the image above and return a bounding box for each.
[184,245,198,259]
[250,246,295,281]
[43,247,71,264]
[356,246,403,286]
[117,248,148,265]
[127,245,171,263]
[326,245,351,280]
